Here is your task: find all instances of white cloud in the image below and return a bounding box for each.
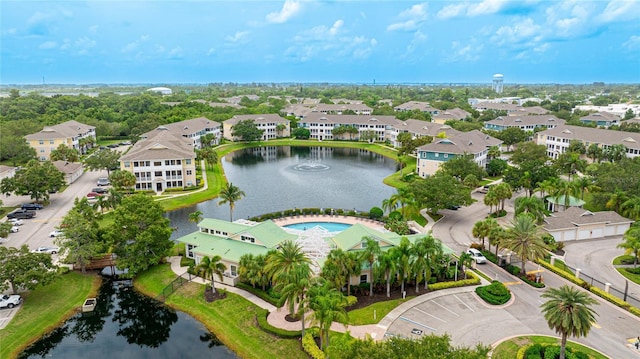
[404,31,428,56]
[467,0,507,17]
[39,41,57,49]
[598,0,640,23]
[27,11,55,25]
[266,0,301,24]
[207,48,216,56]
[329,20,343,36]
[492,18,541,46]
[121,35,149,53]
[89,25,98,34]
[623,35,640,50]
[446,40,484,62]
[74,36,96,55]
[387,3,428,31]
[437,3,466,19]
[225,31,250,43]
[168,46,183,59]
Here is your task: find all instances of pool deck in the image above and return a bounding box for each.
[271,214,426,233]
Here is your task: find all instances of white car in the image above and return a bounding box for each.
[0,294,22,309]
[8,218,24,226]
[467,248,487,264]
[10,226,19,233]
[49,229,63,238]
[32,246,61,254]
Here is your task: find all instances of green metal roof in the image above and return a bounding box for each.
[331,223,396,250]
[175,232,269,263]
[197,218,296,249]
[198,218,249,234]
[545,195,586,207]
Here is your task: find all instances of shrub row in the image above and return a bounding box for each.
[248,207,389,222]
[538,259,640,318]
[302,328,325,359]
[519,343,589,359]
[235,282,281,307]
[255,310,302,338]
[625,267,640,275]
[475,281,511,305]
[427,271,480,291]
[483,250,545,288]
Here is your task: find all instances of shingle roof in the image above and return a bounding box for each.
[432,108,471,121]
[394,120,461,137]
[52,160,83,174]
[120,128,195,161]
[417,130,501,155]
[580,112,620,122]
[538,125,640,150]
[472,102,521,111]
[509,106,549,116]
[394,101,438,113]
[25,120,95,140]
[142,117,219,139]
[301,114,400,126]
[314,103,372,112]
[485,115,563,127]
[543,207,633,231]
[223,114,289,126]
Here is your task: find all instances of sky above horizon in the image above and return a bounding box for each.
[1,0,639,85]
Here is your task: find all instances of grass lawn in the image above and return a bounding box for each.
[0,272,100,359]
[348,296,413,325]
[613,255,637,265]
[550,258,573,274]
[491,335,608,359]
[616,268,640,285]
[134,264,307,359]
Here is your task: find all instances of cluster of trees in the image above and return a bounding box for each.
[0,159,65,202]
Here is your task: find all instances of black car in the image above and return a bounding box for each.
[92,187,108,194]
[7,209,36,219]
[21,203,43,210]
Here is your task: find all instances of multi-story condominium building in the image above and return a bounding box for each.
[25,120,96,161]
[282,104,315,119]
[312,103,372,115]
[331,98,363,105]
[389,120,461,148]
[431,108,471,124]
[484,115,564,132]
[141,117,221,149]
[508,106,550,116]
[297,114,400,141]
[574,103,640,118]
[471,102,521,114]
[119,127,197,192]
[416,130,502,178]
[535,125,640,160]
[222,114,290,141]
[579,112,620,128]
[394,101,439,115]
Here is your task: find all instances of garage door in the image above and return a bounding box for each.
[563,230,576,241]
[604,226,615,236]
[592,228,604,238]
[578,230,590,240]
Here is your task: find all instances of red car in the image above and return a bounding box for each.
[86,192,105,198]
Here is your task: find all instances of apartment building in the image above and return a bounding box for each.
[484,115,564,132]
[297,114,400,141]
[25,120,96,161]
[432,108,471,124]
[142,117,221,149]
[223,114,290,141]
[579,112,620,128]
[389,120,461,148]
[394,101,440,115]
[535,125,640,160]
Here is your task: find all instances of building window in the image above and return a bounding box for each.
[360,274,368,284]
[186,159,191,164]
[124,161,130,168]
[154,161,161,166]
[50,140,54,144]
[186,170,192,175]
[230,265,237,277]
[39,140,44,144]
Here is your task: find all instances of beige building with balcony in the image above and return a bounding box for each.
[25,120,96,161]
[222,114,290,141]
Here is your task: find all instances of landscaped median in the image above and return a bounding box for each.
[0,272,100,359]
[537,257,640,318]
[133,263,307,359]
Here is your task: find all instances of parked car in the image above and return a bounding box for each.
[8,218,24,226]
[467,248,487,264]
[7,209,36,219]
[92,187,109,194]
[87,192,105,198]
[21,203,43,210]
[10,226,19,233]
[0,294,22,309]
[96,177,110,186]
[50,229,63,238]
[32,246,60,254]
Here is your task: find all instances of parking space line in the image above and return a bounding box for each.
[413,307,446,322]
[399,316,437,332]
[503,281,522,286]
[454,294,475,312]
[431,299,460,317]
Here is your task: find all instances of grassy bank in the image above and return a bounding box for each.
[491,335,608,359]
[134,264,307,359]
[348,296,413,325]
[0,272,101,359]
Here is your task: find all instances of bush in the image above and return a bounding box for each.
[369,207,383,219]
[428,272,480,291]
[256,310,302,338]
[524,343,543,358]
[236,282,281,306]
[475,280,511,305]
[302,329,325,359]
[388,210,402,220]
[625,267,640,275]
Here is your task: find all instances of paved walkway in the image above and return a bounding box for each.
[167,256,487,341]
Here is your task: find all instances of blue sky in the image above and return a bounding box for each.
[1,0,639,85]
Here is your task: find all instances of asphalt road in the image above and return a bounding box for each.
[423,190,640,359]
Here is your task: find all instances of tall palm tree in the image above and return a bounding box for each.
[377,249,398,298]
[390,237,413,295]
[536,178,559,199]
[188,210,203,225]
[390,187,414,219]
[502,214,548,275]
[381,197,399,215]
[472,220,490,249]
[514,196,547,224]
[196,255,227,293]
[540,285,599,359]
[573,176,598,200]
[276,263,312,336]
[360,236,381,297]
[621,196,640,221]
[484,191,499,214]
[605,189,629,213]
[322,249,361,296]
[218,182,245,222]
[493,182,513,212]
[617,227,640,268]
[551,179,580,211]
[305,279,350,350]
[412,234,443,292]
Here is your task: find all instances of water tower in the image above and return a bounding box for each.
[492,74,504,94]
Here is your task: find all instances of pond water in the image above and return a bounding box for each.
[19,280,237,359]
[167,146,397,239]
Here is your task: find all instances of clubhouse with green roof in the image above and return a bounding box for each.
[176,217,453,287]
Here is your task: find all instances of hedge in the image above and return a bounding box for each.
[427,271,480,291]
[255,310,302,338]
[302,328,325,359]
[235,282,281,307]
[475,281,511,305]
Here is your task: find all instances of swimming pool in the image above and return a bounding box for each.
[284,222,352,232]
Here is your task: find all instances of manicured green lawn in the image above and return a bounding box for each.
[348,296,414,325]
[616,268,640,285]
[134,264,307,359]
[613,255,637,265]
[491,335,608,359]
[0,272,100,359]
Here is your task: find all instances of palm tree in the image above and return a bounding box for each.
[322,249,361,296]
[458,251,473,279]
[617,227,640,267]
[377,249,398,297]
[305,279,350,350]
[218,182,245,222]
[536,178,559,199]
[502,214,548,275]
[540,285,599,359]
[390,237,412,295]
[586,143,603,163]
[514,196,547,224]
[621,196,640,221]
[360,236,381,296]
[265,240,311,292]
[573,176,598,201]
[276,263,312,335]
[493,183,513,212]
[188,210,203,225]
[381,197,399,215]
[472,220,490,249]
[551,179,580,211]
[390,188,414,219]
[196,255,227,293]
[239,254,269,290]
[605,189,629,213]
[484,191,499,214]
